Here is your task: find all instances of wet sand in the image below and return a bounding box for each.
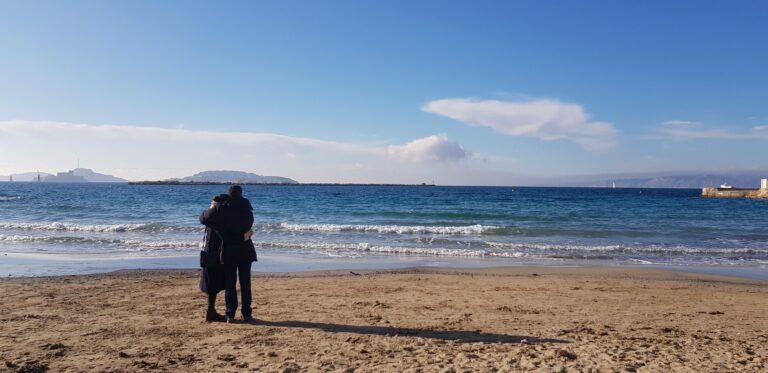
[0,267,766,372]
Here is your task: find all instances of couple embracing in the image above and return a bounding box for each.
[199,185,257,323]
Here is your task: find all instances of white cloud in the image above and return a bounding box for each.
[387,134,468,162]
[657,121,768,140]
[0,120,382,155]
[662,120,697,127]
[0,120,478,181]
[422,98,617,150]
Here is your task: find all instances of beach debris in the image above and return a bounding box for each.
[40,343,65,351]
[177,354,198,364]
[350,271,362,276]
[133,360,159,369]
[118,351,129,358]
[556,349,577,361]
[278,362,301,373]
[366,314,383,323]
[497,305,544,315]
[216,354,236,362]
[660,327,680,334]
[372,300,390,309]
[9,359,48,373]
[708,311,725,315]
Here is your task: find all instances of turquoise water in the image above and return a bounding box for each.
[1,183,767,276]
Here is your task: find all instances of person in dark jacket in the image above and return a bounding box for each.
[221,185,256,322]
[199,194,230,322]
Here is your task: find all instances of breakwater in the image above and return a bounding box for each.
[701,178,768,199]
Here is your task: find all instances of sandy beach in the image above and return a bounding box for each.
[1,267,766,372]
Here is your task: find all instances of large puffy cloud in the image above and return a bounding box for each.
[387,134,468,162]
[422,98,617,150]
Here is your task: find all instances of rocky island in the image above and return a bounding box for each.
[130,170,299,185]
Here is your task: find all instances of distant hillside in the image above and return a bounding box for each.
[71,168,128,183]
[582,172,767,189]
[178,170,298,184]
[3,169,127,183]
[2,172,53,182]
[44,171,87,183]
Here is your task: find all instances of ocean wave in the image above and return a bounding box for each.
[0,196,21,202]
[0,234,198,250]
[255,240,768,258]
[0,221,199,233]
[120,239,199,250]
[253,241,526,257]
[274,223,497,235]
[483,241,768,255]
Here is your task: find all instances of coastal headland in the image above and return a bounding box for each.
[1,267,765,372]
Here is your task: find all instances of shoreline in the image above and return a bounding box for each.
[1,266,765,372]
[3,251,768,281]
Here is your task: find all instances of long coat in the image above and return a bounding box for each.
[198,208,226,294]
[200,197,256,264]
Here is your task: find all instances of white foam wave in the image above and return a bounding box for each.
[0,234,198,250]
[276,223,495,235]
[254,241,526,258]
[0,196,21,202]
[120,240,199,250]
[0,221,197,233]
[483,241,768,254]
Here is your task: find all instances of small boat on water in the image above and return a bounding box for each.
[719,183,733,189]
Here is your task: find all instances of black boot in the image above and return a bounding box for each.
[205,309,225,322]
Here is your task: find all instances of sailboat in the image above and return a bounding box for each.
[612,181,616,189]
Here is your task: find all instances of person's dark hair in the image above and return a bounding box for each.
[212,194,231,203]
[228,185,243,198]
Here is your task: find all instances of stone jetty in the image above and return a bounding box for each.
[701,178,768,199]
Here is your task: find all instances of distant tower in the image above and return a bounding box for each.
[9,175,12,183]
[761,178,768,191]
[37,172,41,182]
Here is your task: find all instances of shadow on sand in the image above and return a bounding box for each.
[250,319,568,344]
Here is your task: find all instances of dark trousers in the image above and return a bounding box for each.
[224,261,252,318]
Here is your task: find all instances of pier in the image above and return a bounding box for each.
[701,178,768,199]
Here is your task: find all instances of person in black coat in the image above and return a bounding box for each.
[220,185,256,322]
[199,194,230,322]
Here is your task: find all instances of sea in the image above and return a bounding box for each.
[1,183,767,278]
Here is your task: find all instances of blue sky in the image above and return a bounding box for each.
[1,1,767,184]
